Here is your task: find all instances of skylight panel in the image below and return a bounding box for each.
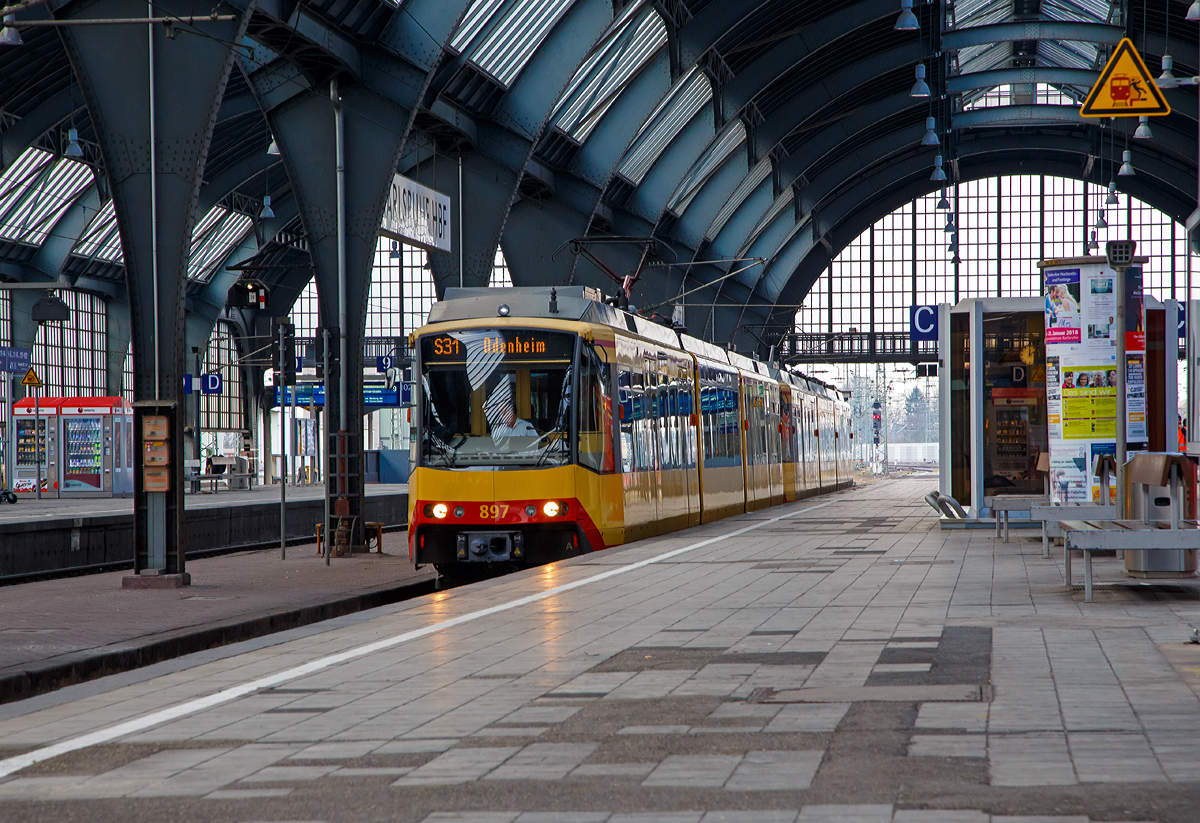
[450,0,508,54]
[957,42,1013,75]
[74,200,123,263]
[0,147,53,224]
[1043,0,1111,24]
[666,120,746,215]
[551,4,666,142]
[618,68,712,185]
[470,0,575,88]
[191,205,227,248]
[188,212,253,281]
[1039,39,1096,69]
[952,0,996,26]
[0,157,94,245]
[707,155,770,241]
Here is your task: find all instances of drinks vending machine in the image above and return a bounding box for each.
[60,397,133,497]
[12,397,59,495]
[10,396,133,497]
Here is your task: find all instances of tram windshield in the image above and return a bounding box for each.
[419,329,574,468]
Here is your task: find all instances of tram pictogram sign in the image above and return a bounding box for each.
[1080,38,1170,117]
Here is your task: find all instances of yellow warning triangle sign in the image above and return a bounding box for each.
[20,367,41,387]
[1080,38,1170,117]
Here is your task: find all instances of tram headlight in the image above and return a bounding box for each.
[431,503,449,519]
[453,506,465,518]
[543,501,568,517]
[525,505,537,517]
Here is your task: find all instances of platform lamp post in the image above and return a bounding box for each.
[1105,240,1136,517]
[192,346,201,494]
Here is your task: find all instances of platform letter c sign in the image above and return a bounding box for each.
[910,305,939,342]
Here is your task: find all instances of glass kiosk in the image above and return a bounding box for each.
[939,293,1180,519]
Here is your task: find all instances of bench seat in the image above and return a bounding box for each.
[1061,519,1199,601]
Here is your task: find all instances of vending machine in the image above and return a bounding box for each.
[12,397,61,495]
[59,397,133,498]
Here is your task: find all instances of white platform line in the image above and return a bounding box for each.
[0,500,831,778]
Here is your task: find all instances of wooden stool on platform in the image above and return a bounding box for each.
[365,522,384,553]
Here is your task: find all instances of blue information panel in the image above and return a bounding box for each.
[909,305,939,342]
[272,383,400,409]
[0,346,32,374]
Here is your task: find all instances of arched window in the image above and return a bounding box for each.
[796,175,1195,337]
[32,290,106,397]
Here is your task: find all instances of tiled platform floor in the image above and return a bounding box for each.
[0,477,1198,822]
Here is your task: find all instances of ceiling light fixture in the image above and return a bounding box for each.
[267,137,280,156]
[1095,210,1108,229]
[1088,230,1099,251]
[930,154,946,181]
[895,0,920,30]
[1133,116,1153,139]
[944,217,956,233]
[1157,55,1179,89]
[936,189,951,209]
[1187,0,1200,21]
[65,128,83,158]
[260,195,274,220]
[1118,149,1135,176]
[1106,181,1119,205]
[911,64,931,98]
[0,15,21,46]
[921,116,940,146]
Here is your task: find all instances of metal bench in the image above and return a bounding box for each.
[991,495,1050,542]
[1060,453,1198,601]
[1028,454,1119,558]
[1062,519,1199,601]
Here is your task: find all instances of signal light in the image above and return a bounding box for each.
[229,279,269,309]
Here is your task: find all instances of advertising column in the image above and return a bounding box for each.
[1044,261,1145,504]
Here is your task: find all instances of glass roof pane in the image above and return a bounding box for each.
[1043,0,1112,25]
[450,0,508,53]
[618,67,712,185]
[191,205,227,248]
[188,212,253,282]
[0,157,94,245]
[1039,39,1096,69]
[667,120,746,215]
[0,148,54,227]
[74,200,123,263]
[552,4,665,142]
[707,155,771,241]
[470,0,575,87]
[958,42,1012,75]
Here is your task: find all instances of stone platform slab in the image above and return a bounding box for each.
[0,478,1198,822]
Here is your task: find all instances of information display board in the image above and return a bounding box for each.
[1044,261,1146,503]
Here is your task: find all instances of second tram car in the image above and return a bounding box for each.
[408,287,852,574]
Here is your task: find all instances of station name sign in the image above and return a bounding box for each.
[380,173,451,254]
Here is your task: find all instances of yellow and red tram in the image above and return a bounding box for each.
[407,287,853,573]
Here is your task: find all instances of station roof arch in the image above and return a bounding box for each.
[0,0,1193,350]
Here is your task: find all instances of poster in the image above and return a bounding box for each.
[1043,262,1145,504]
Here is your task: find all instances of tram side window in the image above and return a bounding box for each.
[578,347,614,473]
[700,381,715,462]
[632,370,652,472]
[679,379,696,469]
[618,369,633,473]
[725,382,741,461]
